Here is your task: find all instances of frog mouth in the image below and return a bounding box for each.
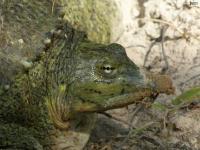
[72,89,154,113]
[102,89,154,110]
[73,74,175,113]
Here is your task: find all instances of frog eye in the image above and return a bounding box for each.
[101,64,115,74]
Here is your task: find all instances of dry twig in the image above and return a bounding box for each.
[117,104,143,149]
[143,26,169,73]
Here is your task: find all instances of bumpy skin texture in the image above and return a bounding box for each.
[0,1,174,150]
[0,23,174,150]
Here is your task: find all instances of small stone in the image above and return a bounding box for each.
[145,22,161,39]
[18,39,24,44]
[54,29,62,35]
[44,38,51,44]
[4,85,10,90]
[20,59,33,69]
[175,0,186,8]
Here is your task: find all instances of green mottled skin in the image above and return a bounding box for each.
[0,1,174,149]
[0,23,174,149]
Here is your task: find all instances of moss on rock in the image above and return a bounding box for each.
[60,0,119,43]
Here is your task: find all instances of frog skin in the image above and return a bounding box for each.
[0,0,174,149]
[0,23,174,150]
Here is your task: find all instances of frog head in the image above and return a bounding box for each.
[45,38,174,129]
[70,42,162,112]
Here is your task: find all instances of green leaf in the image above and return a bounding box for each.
[171,87,200,105]
[152,102,168,111]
